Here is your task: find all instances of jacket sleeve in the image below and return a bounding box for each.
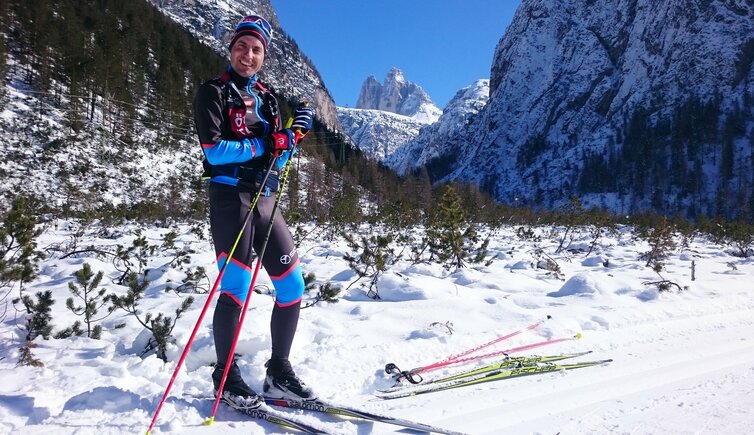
[193,82,265,165]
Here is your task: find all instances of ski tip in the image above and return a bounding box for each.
[203,416,215,426]
[574,332,583,340]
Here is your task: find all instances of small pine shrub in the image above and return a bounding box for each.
[427,185,484,271]
[110,272,194,361]
[17,290,55,341]
[63,263,111,338]
[18,341,44,367]
[636,218,677,271]
[343,232,396,298]
[302,272,342,308]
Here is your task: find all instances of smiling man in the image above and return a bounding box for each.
[193,13,317,411]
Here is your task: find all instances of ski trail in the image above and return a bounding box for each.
[423,307,754,434]
[472,343,754,434]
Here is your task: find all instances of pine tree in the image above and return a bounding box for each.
[284,166,302,223]
[113,230,157,284]
[0,197,43,292]
[720,220,754,258]
[19,290,55,341]
[1,196,44,346]
[18,341,43,367]
[64,263,111,339]
[109,272,194,361]
[1,196,45,366]
[636,217,677,271]
[329,180,362,236]
[427,185,481,270]
[0,20,7,104]
[301,272,341,308]
[343,233,396,299]
[304,160,327,222]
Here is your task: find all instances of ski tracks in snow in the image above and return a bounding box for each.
[425,307,754,434]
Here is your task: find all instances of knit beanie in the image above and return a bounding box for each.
[229,15,272,51]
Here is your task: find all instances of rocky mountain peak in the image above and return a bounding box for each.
[355,68,442,123]
[385,67,406,84]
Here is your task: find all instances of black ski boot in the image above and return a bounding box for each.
[212,361,262,410]
[263,358,318,402]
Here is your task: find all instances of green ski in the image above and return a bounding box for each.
[375,358,613,400]
[378,351,593,394]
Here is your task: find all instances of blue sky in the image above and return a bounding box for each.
[270,1,523,109]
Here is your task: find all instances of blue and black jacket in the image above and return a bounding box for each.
[193,67,291,192]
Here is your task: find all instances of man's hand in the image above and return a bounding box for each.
[290,102,314,134]
[268,129,296,152]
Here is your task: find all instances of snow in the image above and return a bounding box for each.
[441,0,754,216]
[336,108,425,162]
[1,222,754,434]
[384,79,489,175]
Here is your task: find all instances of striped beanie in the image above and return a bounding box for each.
[229,15,273,51]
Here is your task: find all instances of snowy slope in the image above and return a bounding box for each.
[385,79,489,176]
[336,108,426,162]
[1,221,753,434]
[415,0,754,217]
[0,75,200,210]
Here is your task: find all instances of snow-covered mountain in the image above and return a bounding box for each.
[338,68,443,163]
[0,0,350,215]
[355,68,442,124]
[149,0,343,130]
[385,79,490,176]
[432,0,754,218]
[336,108,426,162]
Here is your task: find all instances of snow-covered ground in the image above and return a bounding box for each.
[1,220,753,434]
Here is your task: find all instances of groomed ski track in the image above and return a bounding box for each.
[423,308,754,434]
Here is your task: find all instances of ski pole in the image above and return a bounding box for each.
[207,116,306,425]
[146,153,281,435]
[420,315,552,373]
[433,333,583,368]
[387,333,582,384]
[385,316,551,381]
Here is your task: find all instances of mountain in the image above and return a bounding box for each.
[148,0,342,130]
[0,0,363,221]
[385,79,490,177]
[0,0,228,215]
[423,0,754,219]
[355,67,442,123]
[338,68,443,163]
[336,108,426,162]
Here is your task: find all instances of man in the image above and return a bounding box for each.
[193,13,317,409]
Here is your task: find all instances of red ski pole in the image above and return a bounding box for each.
[207,121,306,425]
[415,315,552,374]
[146,153,280,435]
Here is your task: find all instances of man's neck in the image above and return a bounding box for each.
[228,67,256,89]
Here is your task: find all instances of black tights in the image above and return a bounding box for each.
[213,293,301,367]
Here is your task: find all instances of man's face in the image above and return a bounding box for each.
[230,35,265,78]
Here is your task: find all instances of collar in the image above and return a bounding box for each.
[227,66,258,91]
